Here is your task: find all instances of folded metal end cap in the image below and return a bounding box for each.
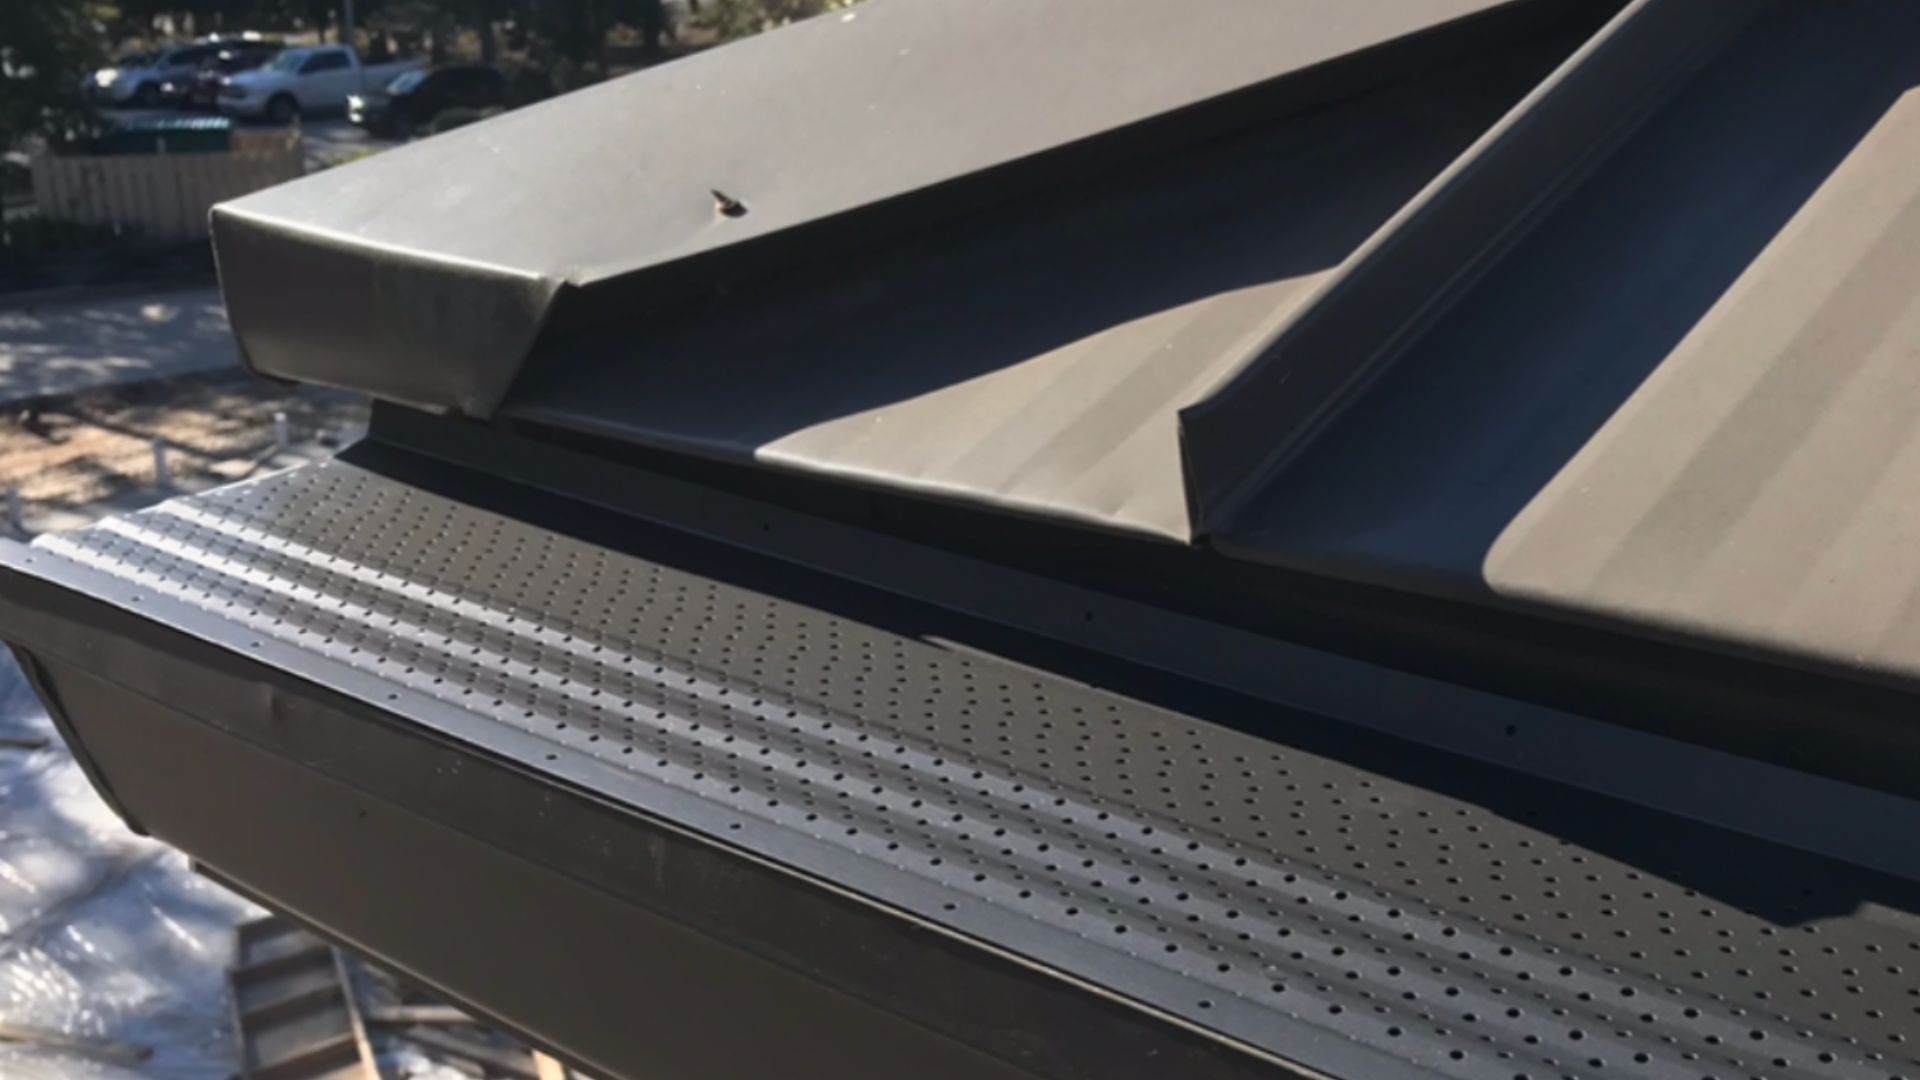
[212,204,560,417]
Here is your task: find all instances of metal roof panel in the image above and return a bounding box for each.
[209,0,1546,417]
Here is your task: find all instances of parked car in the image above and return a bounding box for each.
[87,43,224,108]
[83,50,147,101]
[347,66,510,137]
[164,41,283,110]
[219,46,423,124]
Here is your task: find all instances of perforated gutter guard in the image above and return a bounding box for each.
[5,460,1920,1080]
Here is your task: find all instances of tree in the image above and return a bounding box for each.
[522,0,602,75]
[0,0,103,152]
[518,0,664,77]
[689,0,857,42]
[636,0,667,55]
[467,0,512,64]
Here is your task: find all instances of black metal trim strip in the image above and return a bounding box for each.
[7,644,146,836]
[195,864,602,1080]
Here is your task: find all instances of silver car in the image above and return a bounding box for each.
[87,42,223,108]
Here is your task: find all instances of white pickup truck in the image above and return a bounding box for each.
[219,46,422,124]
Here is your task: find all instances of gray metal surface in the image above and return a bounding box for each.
[1180,0,1759,527]
[202,0,1920,726]
[507,69,1533,541]
[212,0,1538,417]
[1220,0,1920,692]
[11,462,1920,1080]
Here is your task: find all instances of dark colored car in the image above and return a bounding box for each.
[164,42,283,110]
[347,66,509,137]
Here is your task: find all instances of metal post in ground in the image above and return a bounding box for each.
[5,488,21,534]
[151,439,169,489]
[274,412,291,454]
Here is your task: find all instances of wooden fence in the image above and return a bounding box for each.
[31,129,304,241]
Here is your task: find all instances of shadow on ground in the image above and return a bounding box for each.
[0,287,236,405]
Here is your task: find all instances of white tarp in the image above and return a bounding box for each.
[0,657,258,1079]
